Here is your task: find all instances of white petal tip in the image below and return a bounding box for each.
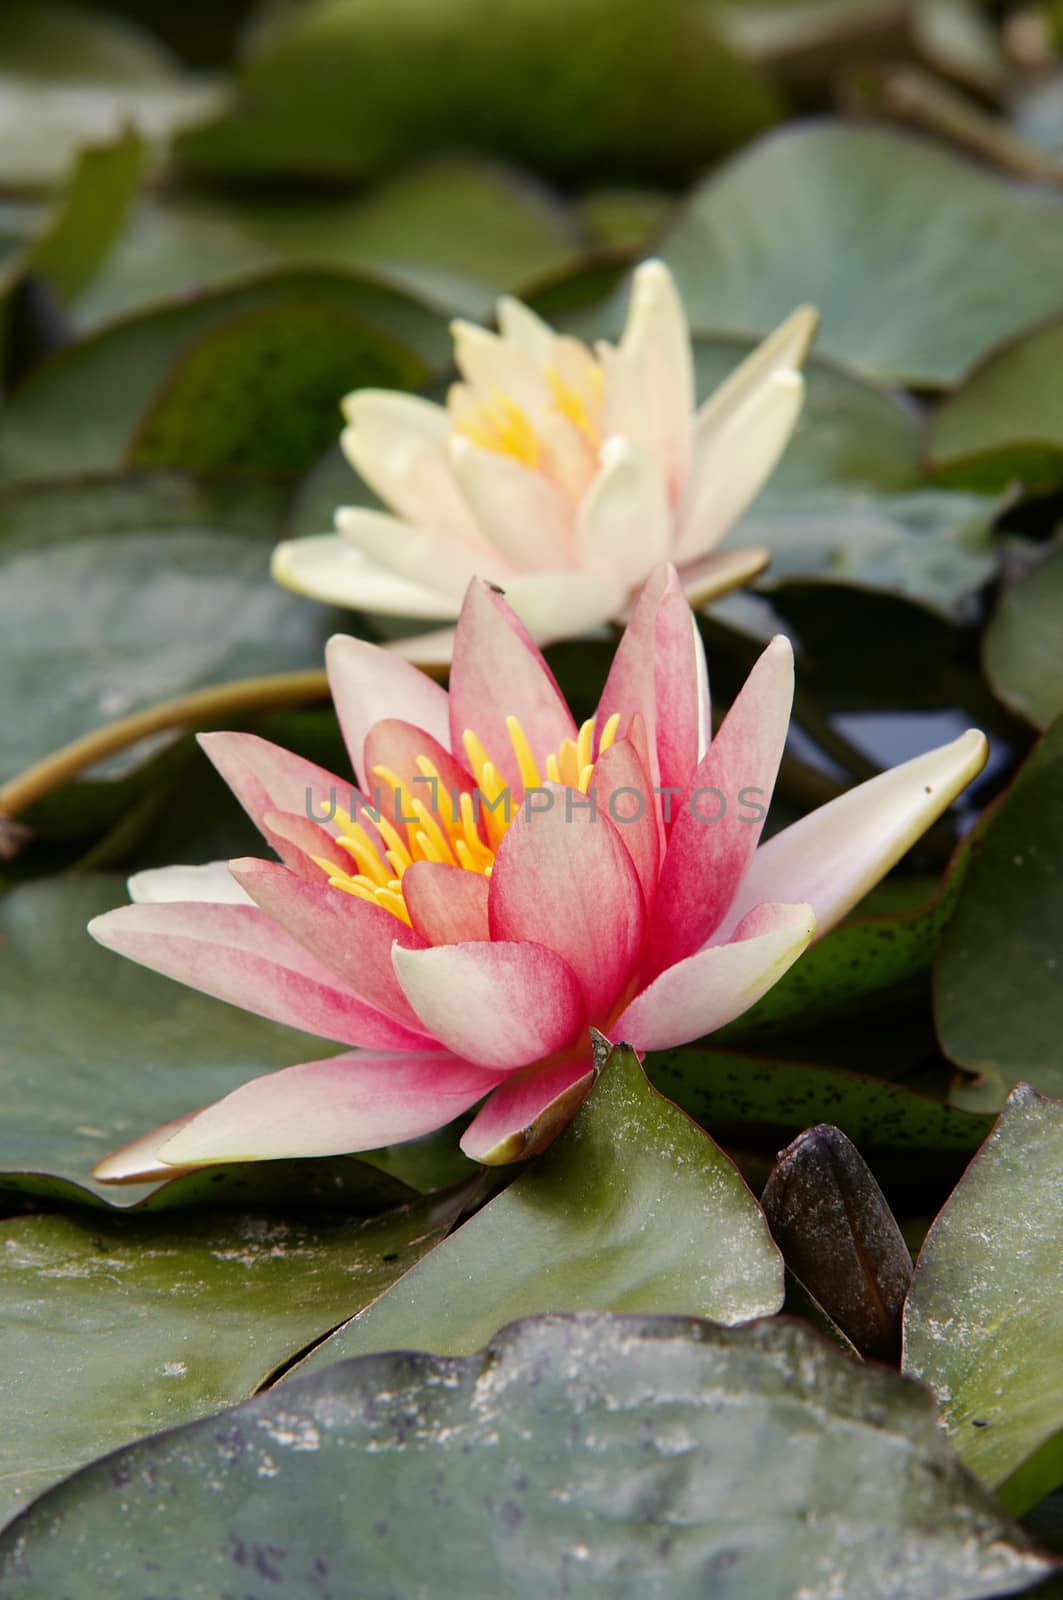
[951,728,990,781]
[784,304,820,358]
[632,258,672,289]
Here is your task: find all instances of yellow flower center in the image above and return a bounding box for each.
[455,359,605,468]
[316,711,621,926]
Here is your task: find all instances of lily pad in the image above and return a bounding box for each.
[0,268,444,485]
[646,1049,993,1153]
[983,540,1063,731]
[294,1042,784,1368]
[0,475,337,781]
[0,876,335,1197]
[177,0,779,183]
[733,486,1001,622]
[0,1192,464,1531]
[0,1313,1049,1598]
[129,300,425,476]
[935,718,1063,1103]
[904,1084,1063,1515]
[658,122,1063,385]
[928,316,1063,493]
[75,160,583,328]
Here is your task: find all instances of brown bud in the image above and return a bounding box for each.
[761,1124,912,1362]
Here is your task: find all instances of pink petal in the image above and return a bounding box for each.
[402,862,490,945]
[718,729,990,942]
[228,857,428,1032]
[643,635,793,979]
[448,578,577,795]
[157,1050,505,1164]
[587,734,659,906]
[598,564,709,805]
[259,809,349,883]
[488,787,644,1020]
[198,731,351,843]
[326,633,450,788]
[88,901,428,1050]
[460,1053,595,1164]
[616,902,816,1050]
[392,940,584,1069]
[362,718,473,829]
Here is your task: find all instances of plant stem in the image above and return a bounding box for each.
[0,669,331,833]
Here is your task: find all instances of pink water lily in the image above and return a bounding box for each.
[90,567,987,1179]
[270,261,817,662]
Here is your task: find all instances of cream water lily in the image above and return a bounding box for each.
[271,262,817,661]
[89,567,987,1179]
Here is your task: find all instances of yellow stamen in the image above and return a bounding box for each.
[555,737,580,789]
[334,823,391,887]
[370,763,418,829]
[478,763,510,850]
[373,886,413,925]
[545,362,602,447]
[415,755,463,837]
[411,799,457,867]
[506,715,541,792]
[375,813,413,871]
[457,392,540,468]
[458,791,494,870]
[598,713,621,755]
[461,729,493,791]
[320,708,628,926]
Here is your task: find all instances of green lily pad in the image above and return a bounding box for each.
[75,160,583,328]
[0,1156,416,1219]
[177,0,779,183]
[294,1042,784,1368]
[646,1049,993,1153]
[904,1084,1063,1515]
[0,1313,1049,1598]
[129,300,425,476]
[734,486,1001,622]
[0,1191,464,1531]
[0,877,337,1198]
[935,718,1063,1103]
[983,541,1063,731]
[928,316,1063,493]
[658,123,1063,386]
[0,0,220,191]
[0,269,444,486]
[0,475,337,782]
